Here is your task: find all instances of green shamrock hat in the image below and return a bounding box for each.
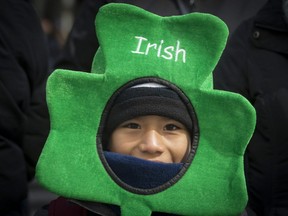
[36,3,256,216]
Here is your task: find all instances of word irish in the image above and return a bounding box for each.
[131,36,186,63]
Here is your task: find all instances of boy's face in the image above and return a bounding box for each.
[108,115,191,163]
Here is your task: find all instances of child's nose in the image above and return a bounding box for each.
[138,130,165,154]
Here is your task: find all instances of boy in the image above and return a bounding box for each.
[35,3,256,216]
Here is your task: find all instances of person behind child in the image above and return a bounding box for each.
[0,0,49,215]
[214,0,288,215]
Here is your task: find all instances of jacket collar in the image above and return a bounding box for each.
[251,0,288,55]
[70,199,118,216]
[254,0,288,32]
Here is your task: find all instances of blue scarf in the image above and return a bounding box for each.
[104,151,183,189]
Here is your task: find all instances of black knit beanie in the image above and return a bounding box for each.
[105,83,193,140]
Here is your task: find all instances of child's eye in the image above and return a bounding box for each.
[123,123,141,129]
[164,124,180,131]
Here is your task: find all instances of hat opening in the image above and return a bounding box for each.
[97,77,199,195]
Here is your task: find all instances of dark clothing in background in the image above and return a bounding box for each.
[214,0,288,215]
[0,0,49,215]
[192,0,267,33]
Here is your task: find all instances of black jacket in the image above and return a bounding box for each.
[34,197,177,216]
[214,0,288,215]
[0,0,49,214]
[35,197,250,216]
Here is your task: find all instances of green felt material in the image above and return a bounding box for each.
[36,3,256,216]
